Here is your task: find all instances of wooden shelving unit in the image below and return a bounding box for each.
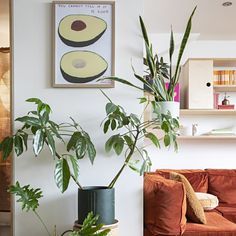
[180,109,236,115]
[213,85,236,92]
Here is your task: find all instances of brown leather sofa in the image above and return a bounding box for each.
[144,169,236,236]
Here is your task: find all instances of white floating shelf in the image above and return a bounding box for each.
[180,109,236,115]
[177,135,236,140]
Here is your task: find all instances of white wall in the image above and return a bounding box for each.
[147,34,236,174]
[13,0,143,235]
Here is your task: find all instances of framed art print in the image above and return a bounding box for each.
[52,1,115,88]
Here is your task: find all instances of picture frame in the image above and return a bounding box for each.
[52,1,115,88]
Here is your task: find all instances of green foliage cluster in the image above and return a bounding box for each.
[101,93,179,188]
[0,98,95,193]
[0,95,179,191]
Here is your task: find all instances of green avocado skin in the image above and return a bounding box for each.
[60,67,107,83]
[58,29,106,47]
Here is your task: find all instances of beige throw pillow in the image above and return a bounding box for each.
[195,192,219,211]
[170,172,206,224]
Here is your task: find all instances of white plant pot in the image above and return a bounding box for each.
[153,101,180,119]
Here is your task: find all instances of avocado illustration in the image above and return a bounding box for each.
[58,15,107,47]
[60,51,108,83]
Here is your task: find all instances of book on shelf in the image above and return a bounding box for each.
[213,70,236,85]
[203,127,236,136]
[218,104,235,109]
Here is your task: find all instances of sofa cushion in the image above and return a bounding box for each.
[206,169,236,204]
[156,169,208,192]
[144,173,187,235]
[195,192,219,211]
[216,206,236,224]
[183,212,236,236]
[170,172,206,224]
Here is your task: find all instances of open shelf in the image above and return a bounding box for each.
[180,109,236,115]
[213,85,236,92]
[177,135,236,140]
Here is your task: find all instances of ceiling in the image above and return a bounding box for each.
[144,0,236,40]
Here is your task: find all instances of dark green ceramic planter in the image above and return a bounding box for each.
[78,186,115,225]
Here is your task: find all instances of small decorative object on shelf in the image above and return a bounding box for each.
[218,93,235,109]
[192,124,198,136]
[222,93,230,105]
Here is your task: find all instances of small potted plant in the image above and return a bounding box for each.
[0,94,179,228]
[9,181,111,236]
[102,7,196,118]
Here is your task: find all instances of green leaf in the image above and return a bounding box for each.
[54,158,70,193]
[41,111,49,124]
[105,135,117,153]
[31,126,40,135]
[33,129,45,156]
[65,154,79,181]
[161,121,169,133]
[103,119,110,134]
[173,6,197,85]
[164,134,171,147]
[139,16,149,46]
[105,102,117,115]
[71,212,110,236]
[130,113,140,125]
[86,141,96,164]
[49,122,63,141]
[169,27,175,64]
[100,77,144,92]
[75,136,87,158]
[113,137,124,156]
[8,181,43,212]
[138,97,147,104]
[123,135,133,148]
[14,135,24,156]
[15,116,40,126]
[21,133,28,150]
[26,98,42,104]
[111,119,116,130]
[0,136,13,160]
[45,130,55,156]
[67,131,81,152]
[145,133,160,148]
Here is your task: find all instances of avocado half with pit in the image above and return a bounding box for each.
[60,51,108,83]
[58,15,107,47]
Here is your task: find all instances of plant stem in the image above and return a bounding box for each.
[108,130,140,188]
[34,210,51,236]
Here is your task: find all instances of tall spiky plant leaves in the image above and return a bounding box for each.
[169,26,175,65]
[139,16,149,46]
[173,6,197,85]
[168,26,175,95]
[145,42,155,77]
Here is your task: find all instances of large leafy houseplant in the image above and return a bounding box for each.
[0,96,179,226]
[102,7,196,102]
[0,97,178,191]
